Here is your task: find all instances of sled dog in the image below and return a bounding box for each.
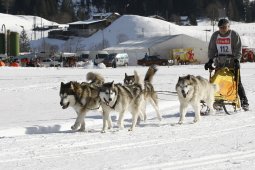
[175,75,218,124]
[100,71,145,132]
[124,65,161,121]
[59,72,112,131]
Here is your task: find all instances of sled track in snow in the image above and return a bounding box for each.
[125,149,255,170]
[0,83,59,92]
[0,122,255,164]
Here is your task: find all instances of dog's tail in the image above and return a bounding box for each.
[134,70,144,89]
[144,65,158,83]
[86,72,105,85]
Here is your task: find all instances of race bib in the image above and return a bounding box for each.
[216,32,232,55]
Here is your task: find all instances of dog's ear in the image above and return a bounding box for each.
[70,82,74,90]
[125,73,127,77]
[61,82,64,86]
[111,81,114,88]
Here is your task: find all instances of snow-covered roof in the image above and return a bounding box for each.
[68,19,106,25]
[104,34,205,50]
[105,35,178,50]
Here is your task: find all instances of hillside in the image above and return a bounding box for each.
[1,13,255,53]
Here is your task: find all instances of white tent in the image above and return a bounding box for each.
[104,34,208,65]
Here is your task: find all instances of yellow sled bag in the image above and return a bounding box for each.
[210,67,238,101]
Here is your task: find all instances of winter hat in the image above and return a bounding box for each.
[218,18,229,27]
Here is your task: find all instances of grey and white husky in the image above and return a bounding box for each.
[99,71,145,132]
[124,65,161,121]
[175,75,218,124]
[59,72,111,132]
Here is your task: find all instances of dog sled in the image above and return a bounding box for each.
[202,57,241,115]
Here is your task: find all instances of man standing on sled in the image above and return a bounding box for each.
[204,18,249,111]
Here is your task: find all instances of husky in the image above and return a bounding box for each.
[99,71,145,132]
[175,75,218,124]
[124,65,161,121]
[59,72,112,132]
[86,71,104,85]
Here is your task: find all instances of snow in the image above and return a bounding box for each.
[0,63,255,170]
[1,13,255,170]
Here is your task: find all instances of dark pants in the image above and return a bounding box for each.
[238,74,249,106]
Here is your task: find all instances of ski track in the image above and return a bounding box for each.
[126,149,255,170]
[0,115,255,169]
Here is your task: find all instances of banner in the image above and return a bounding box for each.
[172,48,195,64]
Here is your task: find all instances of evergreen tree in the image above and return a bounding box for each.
[2,0,15,13]
[60,0,76,22]
[1,0,255,23]
[0,0,5,13]
[19,28,30,52]
[250,2,255,22]
[77,0,89,20]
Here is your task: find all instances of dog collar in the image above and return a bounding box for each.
[108,94,119,109]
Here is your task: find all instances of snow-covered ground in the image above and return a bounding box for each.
[0,63,255,170]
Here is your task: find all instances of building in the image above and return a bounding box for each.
[48,13,120,39]
[104,34,208,65]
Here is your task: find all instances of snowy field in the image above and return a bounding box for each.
[0,63,255,170]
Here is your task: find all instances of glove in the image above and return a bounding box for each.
[234,59,240,69]
[204,59,214,70]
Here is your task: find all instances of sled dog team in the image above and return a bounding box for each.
[60,65,218,133]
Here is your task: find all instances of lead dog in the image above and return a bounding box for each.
[175,75,218,124]
[59,72,112,131]
[99,71,145,132]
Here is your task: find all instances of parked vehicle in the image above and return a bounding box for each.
[41,58,62,67]
[76,51,90,67]
[90,51,109,65]
[137,55,169,66]
[102,53,129,67]
[77,51,90,62]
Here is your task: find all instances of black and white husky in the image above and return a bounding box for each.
[124,65,161,121]
[99,71,145,132]
[59,72,111,132]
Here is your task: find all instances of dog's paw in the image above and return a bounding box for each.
[193,118,200,123]
[178,121,183,125]
[101,130,106,133]
[71,124,79,130]
[128,128,133,131]
[78,128,85,132]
